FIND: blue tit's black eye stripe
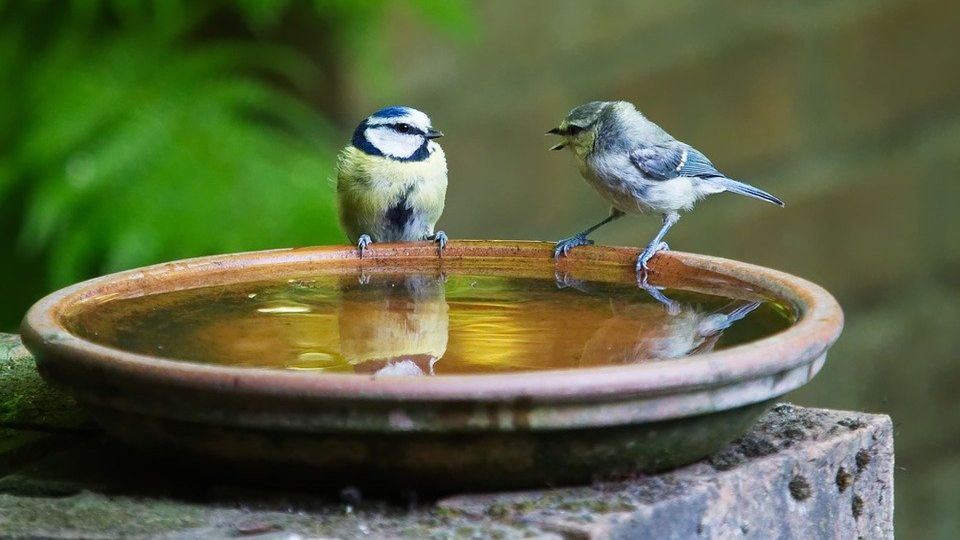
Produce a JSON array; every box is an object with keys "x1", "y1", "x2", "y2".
[
  {"x1": 567, "y1": 125, "x2": 583, "y2": 135},
  {"x1": 391, "y1": 123, "x2": 425, "y2": 136}
]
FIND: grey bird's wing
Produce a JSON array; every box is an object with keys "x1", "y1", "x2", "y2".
[{"x1": 630, "y1": 142, "x2": 723, "y2": 180}]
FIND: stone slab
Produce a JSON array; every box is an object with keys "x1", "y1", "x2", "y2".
[
  {"x1": 0, "y1": 333, "x2": 893, "y2": 539},
  {"x1": 439, "y1": 404, "x2": 893, "y2": 539}
]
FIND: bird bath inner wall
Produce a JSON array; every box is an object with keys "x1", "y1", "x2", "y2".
[{"x1": 21, "y1": 241, "x2": 843, "y2": 492}]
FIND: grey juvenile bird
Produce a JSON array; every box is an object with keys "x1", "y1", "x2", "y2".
[{"x1": 547, "y1": 101, "x2": 784, "y2": 272}]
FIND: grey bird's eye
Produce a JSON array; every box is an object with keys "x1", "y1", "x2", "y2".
[{"x1": 395, "y1": 123, "x2": 411, "y2": 133}]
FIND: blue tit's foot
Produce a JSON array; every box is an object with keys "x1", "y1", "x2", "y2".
[
  {"x1": 554, "y1": 270, "x2": 591, "y2": 293},
  {"x1": 430, "y1": 231, "x2": 448, "y2": 256},
  {"x1": 635, "y1": 241, "x2": 669, "y2": 272},
  {"x1": 357, "y1": 234, "x2": 373, "y2": 258},
  {"x1": 554, "y1": 234, "x2": 594, "y2": 258}
]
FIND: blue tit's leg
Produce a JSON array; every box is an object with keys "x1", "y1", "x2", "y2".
[
  {"x1": 428, "y1": 231, "x2": 448, "y2": 256},
  {"x1": 357, "y1": 234, "x2": 373, "y2": 259},
  {"x1": 554, "y1": 269, "x2": 591, "y2": 293},
  {"x1": 636, "y1": 212, "x2": 680, "y2": 272},
  {"x1": 554, "y1": 208, "x2": 625, "y2": 258}
]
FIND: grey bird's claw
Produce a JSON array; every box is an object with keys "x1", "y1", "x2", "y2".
[
  {"x1": 636, "y1": 241, "x2": 669, "y2": 272},
  {"x1": 554, "y1": 234, "x2": 594, "y2": 258},
  {"x1": 431, "y1": 231, "x2": 448, "y2": 257},
  {"x1": 357, "y1": 234, "x2": 372, "y2": 259}
]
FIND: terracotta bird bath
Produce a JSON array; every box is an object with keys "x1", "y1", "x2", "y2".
[{"x1": 21, "y1": 241, "x2": 842, "y2": 492}]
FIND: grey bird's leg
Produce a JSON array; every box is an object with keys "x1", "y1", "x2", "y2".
[
  {"x1": 555, "y1": 208, "x2": 625, "y2": 258},
  {"x1": 637, "y1": 279, "x2": 681, "y2": 316},
  {"x1": 357, "y1": 234, "x2": 373, "y2": 259},
  {"x1": 636, "y1": 212, "x2": 680, "y2": 272},
  {"x1": 428, "y1": 231, "x2": 448, "y2": 256}
]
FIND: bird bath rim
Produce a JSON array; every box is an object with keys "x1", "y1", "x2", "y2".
[{"x1": 21, "y1": 240, "x2": 843, "y2": 431}]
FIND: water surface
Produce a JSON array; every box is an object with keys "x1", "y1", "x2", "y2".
[{"x1": 66, "y1": 272, "x2": 795, "y2": 375}]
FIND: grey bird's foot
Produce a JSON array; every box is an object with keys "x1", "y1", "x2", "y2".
[
  {"x1": 554, "y1": 234, "x2": 594, "y2": 258},
  {"x1": 357, "y1": 234, "x2": 373, "y2": 258},
  {"x1": 636, "y1": 241, "x2": 669, "y2": 272},
  {"x1": 430, "y1": 231, "x2": 448, "y2": 256}
]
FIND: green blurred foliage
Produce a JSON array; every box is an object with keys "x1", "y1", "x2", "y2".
[{"x1": 0, "y1": 0, "x2": 472, "y2": 329}]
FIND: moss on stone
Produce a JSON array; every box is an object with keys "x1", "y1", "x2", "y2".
[
  {"x1": 0, "y1": 334, "x2": 84, "y2": 430},
  {"x1": 0, "y1": 492, "x2": 209, "y2": 537}
]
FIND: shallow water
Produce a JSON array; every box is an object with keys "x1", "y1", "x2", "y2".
[{"x1": 65, "y1": 272, "x2": 796, "y2": 375}]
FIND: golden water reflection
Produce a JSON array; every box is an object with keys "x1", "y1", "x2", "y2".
[{"x1": 66, "y1": 272, "x2": 792, "y2": 375}]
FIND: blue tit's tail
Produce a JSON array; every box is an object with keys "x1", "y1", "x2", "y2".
[{"x1": 712, "y1": 177, "x2": 785, "y2": 207}]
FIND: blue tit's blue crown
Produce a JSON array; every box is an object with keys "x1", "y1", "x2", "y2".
[{"x1": 370, "y1": 106, "x2": 414, "y2": 119}]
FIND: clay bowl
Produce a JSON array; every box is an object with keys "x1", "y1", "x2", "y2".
[{"x1": 21, "y1": 241, "x2": 842, "y2": 492}]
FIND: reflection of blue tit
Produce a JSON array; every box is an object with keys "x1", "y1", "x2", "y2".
[
  {"x1": 338, "y1": 274, "x2": 449, "y2": 377},
  {"x1": 337, "y1": 106, "x2": 448, "y2": 257},
  {"x1": 548, "y1": 101, "x2": 783, "y2": 272}
]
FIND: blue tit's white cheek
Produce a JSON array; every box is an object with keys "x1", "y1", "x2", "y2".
[{"x1": 365, "y1": 127, "x2": 424, "y2": 159}]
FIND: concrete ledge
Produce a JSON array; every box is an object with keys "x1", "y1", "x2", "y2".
[{"x1": 0, "y1": 334, "x2": 893, "y2": 539}]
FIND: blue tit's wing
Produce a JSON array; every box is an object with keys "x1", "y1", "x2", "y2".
[{"x1": 630, "y1": 142, "x2": 723, "y2": 180}]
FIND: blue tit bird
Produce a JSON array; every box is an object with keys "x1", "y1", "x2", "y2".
[
  {"x1": 547, "y1": 101, "x2": 784, "y2": 272},
  {"x1": 337, "y1": 106, "x2": 448, "y2": 257}
]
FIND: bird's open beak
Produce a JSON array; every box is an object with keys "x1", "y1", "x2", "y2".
[
  {"x1": 425, "y1": 128, "x2": 444, "y2": 139},
  {"x1": 546, "y1": 127, "x2": 565, "y2": 150}
]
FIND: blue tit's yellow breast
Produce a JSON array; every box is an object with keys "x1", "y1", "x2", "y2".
[{"x1": 336, "y1": 145, "x2": 448, "y2": 241}]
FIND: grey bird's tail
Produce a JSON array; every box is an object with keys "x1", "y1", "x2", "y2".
[
  {"x1": 698, "y1": 301, "x2": 762, "y2": 336},
  {"x1": 713, "y1": 177, "x2": 785, "y2": 207},
  {"x1": 722, "y1": 301, "x2": 763, "y2": 325}
]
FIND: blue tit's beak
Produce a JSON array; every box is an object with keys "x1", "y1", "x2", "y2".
[
  {"x1": 546, "y1": 127, "x2": 562, "y2": 135},
  {"x1": 425, "y1": 128, "x2": 444, "y2": 139}
]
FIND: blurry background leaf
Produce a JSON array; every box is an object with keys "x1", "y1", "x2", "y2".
[{"x1": 16, "y1": 32, "x2": 339, "y2": 286}]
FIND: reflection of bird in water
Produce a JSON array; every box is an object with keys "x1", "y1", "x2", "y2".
[
  {"x1": 579, "y1": 282, "x2": 760, "y2": 365},
  {"x1": 338, "y1": 274, "x2": 449, "y2": 376}
]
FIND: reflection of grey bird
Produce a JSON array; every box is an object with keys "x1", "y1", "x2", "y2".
[
  {"x1": 579, "y1": 283, "x2": 761, "y2": 365},
  {"x1": 338, "y1": 274, "x2": 449, "y2": 377},
  {"x1": 548, "y1": 101, "x2": 784, "y2": 272}
]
